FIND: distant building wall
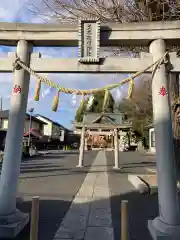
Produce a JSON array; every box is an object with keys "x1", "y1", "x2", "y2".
[
  {"x1": 149, "y1": 127, "x2": 156, "y2": 153},
  {"x1": 36, "y1": 116, "x2": 52, "y2": 136},
  {"x1": 2, "y1": 119, "x2": 43, "y2": 133}
]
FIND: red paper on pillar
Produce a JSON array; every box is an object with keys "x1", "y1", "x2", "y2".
[
  {"x1": 13, "y1": 85, "x2": 21, "y2": 94},
  {"x1": 159, "y1": 86, "x2": 167, "y2": 96}
]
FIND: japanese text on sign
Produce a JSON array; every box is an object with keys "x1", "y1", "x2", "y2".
[
  {"x1": 86, "y1": 24, "x2": 92, "y2": 57},
  {"x1": 78, "y1": 19, "x2": 100, "y2": 63}
]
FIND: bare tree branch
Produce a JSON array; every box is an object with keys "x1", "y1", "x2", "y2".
[{"x1": 27, "y1": 0, "x2": 180, "y2": 37}]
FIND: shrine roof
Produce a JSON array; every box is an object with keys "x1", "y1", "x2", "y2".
[{"x1": 83, "y1": 112, "x2": 123, "y2": 125}]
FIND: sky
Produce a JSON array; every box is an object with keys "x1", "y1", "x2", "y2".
[{"x1": 0, "y1": 0, "x2": 129, "y2": 129}]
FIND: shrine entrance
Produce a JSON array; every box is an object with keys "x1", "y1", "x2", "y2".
[
  {"x1": 0, "y1": 19, "x2": 180, "y2": 239},
  {"x1": 73, "y1": 112, "x2": 132, "y2": 167}
]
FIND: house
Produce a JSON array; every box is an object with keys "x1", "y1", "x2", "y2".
[
  {"x1": 0, "y1": 110, "x2": 47, "y2": 150},
  {"x1": 0, "y1": 110, "x2": 46, "y2": 136},
  {"x1": 35, "y1": 115, "x2": 80, "y2": 148},
  {"x1": 0, "y1": 110, "x2": 79, "y2": 150},
  {"x1": 35, "y1": 114, "x2": 67, "y2": 141}
]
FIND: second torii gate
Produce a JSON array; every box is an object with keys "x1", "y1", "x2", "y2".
[{"x1": 0, "y1": 20, "x2": 179, "y2": 239}]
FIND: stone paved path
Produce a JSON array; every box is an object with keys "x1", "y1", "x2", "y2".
[{"x1": 54, "y1": 150, "x2": 114, "y2": 240}]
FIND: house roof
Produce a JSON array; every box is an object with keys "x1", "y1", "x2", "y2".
[
  {"x1": 0, "y1": 110, "x2": 47, "y2": 125},
  {"x1": 35, "y1": 114, "x2": 68, "y2": 130},
  {"x1": 26, "y1": 114, "x2": 47, "y2": 125},
  {"x1": 83, "y1": 113, "x2": 123, "y2": 125}
]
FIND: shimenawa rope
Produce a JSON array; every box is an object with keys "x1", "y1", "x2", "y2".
[{"x1": 13, "y1": 52, "x2": 169, "y2": 111}]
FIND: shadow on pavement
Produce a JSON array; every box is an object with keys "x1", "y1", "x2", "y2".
[
  {"x1": 20, "y1": 168, "x2": 66, "y2": 174},
  {"x1": 12, "y1": 191, "x2": 158, "y2": 240},
  {"x1": 122, "y1": 161, "x2": 155, "y2": 166},
  {"x1": 20, "y1": 164, "x2": 63, "y2": 169},
  {"x1": 120, "y1": 162, "x2": 155, "y2": 169},
  {"x1": 39, "y1": 151, "x2": 79, "y2": 156},
  {"x1": 111, "y1": 191, "x2": 158, "y2": 240},
  {"x1": 19, "y1": 169, "x2": 108, "y2": 178},
  {"x1": 23, "y1": 155, "x2": 66, "y2": 161},
  {"x1": 54, "y1": 152, "x2": 79, "y2": 155},
  {"x1": 15, "y1": 198, "x2": 72, "y2": 240}
]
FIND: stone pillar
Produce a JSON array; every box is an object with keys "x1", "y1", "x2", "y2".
[
  {"x1": 113, "y1": 128, "x2": 120, "y2": 169},
  {"x1": 0, "y1": 40, "x2": 32, "y2": 238},
  {"x1": 85, "y1": 134, "x2": 88, "y2": 150},
  {"x1": 111, "y1": 135, "x2": 113, "y2": 149},
  {"x1": 148, "y1": 39, "x2": 180, "y2": 239},
  {"x1": 77, "y1": 127, "x2": 85, "y2": 167}
]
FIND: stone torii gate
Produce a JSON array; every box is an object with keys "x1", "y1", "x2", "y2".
[{"x1": 0, "y1": 20, "x2": 180, "y2": 238}]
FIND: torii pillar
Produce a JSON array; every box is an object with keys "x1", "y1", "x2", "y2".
[
  {"x1": 77, "y1": 127, "x2": 85, "y2": 167},
  {"x1": 148, "y1": 39, "x2": 180, "y2": 239},
  {"x1": 113, "y1": 128, "x2": 120, "y2": 169},
  {"x1": 0, "y1": 40, "x2": 32, "y2": 238}
]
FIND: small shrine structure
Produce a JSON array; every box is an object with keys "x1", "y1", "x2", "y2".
[{"x1": 73, "y1": 112, "x2": 132, "y2": 168}]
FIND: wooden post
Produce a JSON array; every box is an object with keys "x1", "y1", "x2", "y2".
[
  {"x1": 121, "y1": 200, "x2": 128, "y2": 240},
  {"x1": 30, "y1": 196, "x2": 40, "y2": 240}
]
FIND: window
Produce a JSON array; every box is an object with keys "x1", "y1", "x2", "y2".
[{"x1": 124, "y1": 114, "x2": 128, "y2": 120}]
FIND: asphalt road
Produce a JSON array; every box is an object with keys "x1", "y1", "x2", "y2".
[
  {"x1": 0, "y1": 150, "x2": 157, "y2": 240},
  {"x1": 106, "y1": 151, "x2": 158, "y2": 240},
  {"x1": 11, "y1": 151, "x2": 98, "y2": 240},
  {"x1": 106, "y1": 151, "x2": 156, "y2": 174}
]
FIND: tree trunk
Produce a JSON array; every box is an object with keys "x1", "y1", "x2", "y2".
[{"x1": 169, "y1": 73, "x2": 180, "y2": 176}]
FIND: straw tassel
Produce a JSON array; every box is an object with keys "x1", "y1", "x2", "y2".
[
  {"x1": 34, "y1": 80, "x2": 41, "y2": 101},
  {"x1": 102, "y1": 89, "x2": 109, "y2": 112},
  {"x1": 127, "y1": 78, "x2": 134, "y2": 99},
  {"x1": 52, "y1": 91, "x2": 60, "y2": 112},
  {"x1": 80, "y1": 94, "x2": 85, "y2": 108}
]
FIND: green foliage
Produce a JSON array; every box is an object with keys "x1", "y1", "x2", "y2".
[
  {"x1": 117, "y1": 78, "x2": 153, "y2": 137},
  {"x1": 75, "y1": 91, "x2": 115, "y2": 122},
  {"x1": 90, "y1": 91, "x2": 114, "y2": 113},
  {"x1": 75, "y1": 97, "x2": 89, "y2": 122}
]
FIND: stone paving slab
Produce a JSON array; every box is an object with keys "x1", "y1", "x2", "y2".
[
  {"x1": 53, "y1": 150, "x2": 114, "y2": 240},
  {"x1": 84, "y1": 227, "x2": 114, "y2": 240},
  {"x1": 88, "y1": 207, "x2": 112, "y2": 227},
  {"x1": 90, "y1": 199, "x2": 110, "y2": 210}
]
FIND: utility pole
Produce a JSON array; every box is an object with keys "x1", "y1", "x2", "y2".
[
  {"x1": 28, "y1": 108, "x2": 34, "y2": 147},
  {"x1": 0, "y1": 97, "x2": 2, "y2": 128},
  {"x1": 0, "y1": 97, "x2": 2, "y2": 111}
]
